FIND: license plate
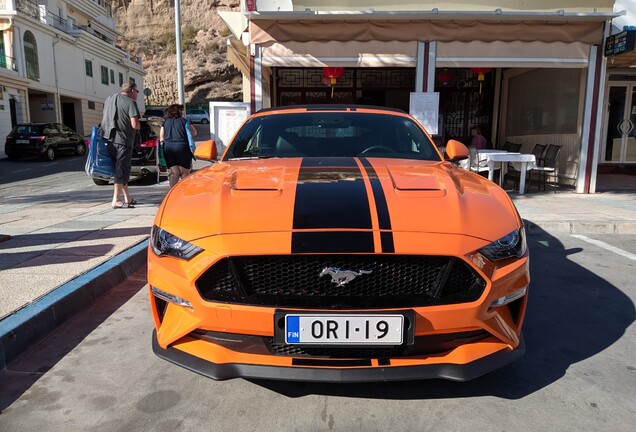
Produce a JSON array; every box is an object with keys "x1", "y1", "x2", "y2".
[
  {"x1": 16, "y1": 139, "x2": 29, "y2": 144},
  {"x1": 285, "y1": 314, "x2": 404, "y2": 345}
]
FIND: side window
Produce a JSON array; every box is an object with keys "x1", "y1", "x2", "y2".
[
  {"x1": 118, "y1": 72, "x2": 123, "y2": 86},
  {"x1": 110, "y1": 69, "x2": 115, "y2": 84},
  {"x1": 43, "y1": 125, "x2": 57, "y2": 134},
  {"x1": 85, "y1": 60, "x2": 93, "y2": 77}
]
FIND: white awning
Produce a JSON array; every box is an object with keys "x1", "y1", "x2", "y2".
[{"x1": 261, "y1": 40, "x2": 417, "y2": 67}]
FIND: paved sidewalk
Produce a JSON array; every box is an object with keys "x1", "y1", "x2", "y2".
[{"x1": 0, "y1": 171, "x2": 635, "y2": 369}]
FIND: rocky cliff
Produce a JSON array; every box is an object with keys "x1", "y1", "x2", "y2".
[{"x1": 114, "y1": 0, "x2": 243, "y2": 107}]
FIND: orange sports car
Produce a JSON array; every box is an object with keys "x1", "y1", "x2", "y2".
[{"x1": 148, "y1": 105, "x2": 529, "y2": 382}]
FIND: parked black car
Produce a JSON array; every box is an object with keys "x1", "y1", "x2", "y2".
[
  {"x1": 5, "y1": 123, "x2": 86, "y2": 161},
  {"x1": 88, "y1": 118, "x2": 166, "y2": 185}
]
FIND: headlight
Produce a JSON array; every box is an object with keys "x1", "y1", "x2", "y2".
[
  {"x1": 478, "y1": 228, "x2": 527, "y2": 261},
  {"x1": 150, "y1": 225, "x2": 203, "y2": 260}
]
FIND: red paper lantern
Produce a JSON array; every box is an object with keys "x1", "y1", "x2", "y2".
[
  {"x1": 322, "y1": 67, "x2": 345, "y2": 83},
  {"x1": 436, "y1": 69, "x2": 453, "y2": 85},
  {"x1": 470, "y1": 67, "x2": 492, "y2": 94},
  {"x1": 322, "y1": 67, "x2": 345, "y2": 97},
  {"x1": 470, "y1": 67, "x2": 492, "y2": 81}
]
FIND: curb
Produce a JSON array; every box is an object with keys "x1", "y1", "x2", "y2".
[
  {"x1": 0, "y1": 239, "x2": 149, "y2": 370},
  {"x1": 523, "y1": 219, "x2": 636, "y2": 235}
]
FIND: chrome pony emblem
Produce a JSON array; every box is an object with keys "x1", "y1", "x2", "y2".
[{"x1": 319, "y1": 267, "x2": 372, "y2": 287}]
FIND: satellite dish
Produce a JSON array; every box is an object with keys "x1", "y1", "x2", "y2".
[{"x1": 143, "y1": 88, "x2": 152, "y2": 97}]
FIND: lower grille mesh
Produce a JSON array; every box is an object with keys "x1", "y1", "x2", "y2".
[{"x1": 196, "y1": 255, "x2": 485, "y2": 309}]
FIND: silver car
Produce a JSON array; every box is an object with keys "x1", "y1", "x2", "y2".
[{"x1": 186, "y1": 108, "x2": 210, "y2": 124}]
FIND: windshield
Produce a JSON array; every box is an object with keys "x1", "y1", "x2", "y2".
[
  {"x1": 11, "y1": 124, "x2": 44, "y2": 135},
  {"x1": 224, "y1": 112, "x2": 441, "y2": 161}
]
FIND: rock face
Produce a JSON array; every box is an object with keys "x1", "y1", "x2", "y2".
[{"x1": 114, "y1": 0, "x2": 243, "y2": 107}]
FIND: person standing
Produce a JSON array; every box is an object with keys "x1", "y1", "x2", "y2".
[
  {"x1": 160, "y1": 104, "x2": 197, "y2": 187},
  {"x1": 470, "y1": 126, "x2": 488, "y2": 150},
  {"x1": 101, "y1": 80, "x2": 141, "y2": 208}
]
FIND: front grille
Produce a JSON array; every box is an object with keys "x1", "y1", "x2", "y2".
[{"x1": 195, "y1": 255, "x2": 486, "y2": 309}]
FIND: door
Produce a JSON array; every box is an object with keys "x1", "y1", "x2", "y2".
[
  {"x1": 9, "y1": 98, "x2": 17, "y2": 127},
  {"x1": 603, "y1": 82, "x2": 636, "y2": 163},
  {"x1": 62, "y1": 103, "x2": 77, "y2": 131}
]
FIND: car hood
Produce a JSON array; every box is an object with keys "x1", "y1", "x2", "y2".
[{"x1": 158, "y1": 157, "x2": 520, "y2": 243}]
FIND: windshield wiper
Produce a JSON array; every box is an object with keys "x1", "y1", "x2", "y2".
[{"x1": 227, "y1": 155, "x2": 274, "y2": 161}]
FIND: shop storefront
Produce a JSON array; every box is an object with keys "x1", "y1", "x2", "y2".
[{"x1": 222, "y1": 1, "x2": 621, "y2": 193}]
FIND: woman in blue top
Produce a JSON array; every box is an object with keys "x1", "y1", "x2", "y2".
[{"x1": 160, "y1": 104, "x2": 197, "y2": 187}]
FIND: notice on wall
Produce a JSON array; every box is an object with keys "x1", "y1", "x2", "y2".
[
  {"x1": 209, "y1": 102, "x2": 251, "y2": 156},
  {"x1": 409, "y1": 92, "x2": 439, "y2": 136}
]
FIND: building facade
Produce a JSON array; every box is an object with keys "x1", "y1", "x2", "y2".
[
  {"x1": 0, "y1": 0, "x2": 145, "y2": 155},
  {"x1": 223, "y1": 0, "x2": 633, "y2": 193}
]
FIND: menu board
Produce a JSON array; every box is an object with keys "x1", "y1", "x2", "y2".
[
  {"x1": 409, "y1": 92, "x2": 439, "y2": 135},
  {"x1": 209, "y1": 102, "x2": 251, "y2": 155}
]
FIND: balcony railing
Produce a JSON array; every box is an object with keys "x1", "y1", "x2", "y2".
[
  {"x1": 0, "y1": 55, "x2": 18, "y2": 72},
  {"x1": 11, "y1": 0, "x2": 142, "y2": 67}
]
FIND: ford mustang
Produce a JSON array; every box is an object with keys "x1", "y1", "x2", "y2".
[{"x1": 148, "y1": 105, "x2": 529, "y2": 382}]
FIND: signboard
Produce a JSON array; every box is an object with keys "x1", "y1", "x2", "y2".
[
  {"x1": 604, "y1": 30, "x2": 636, "y2": 57},
  {"x1": 409, "y1": 92, "x2": 439, "y2": 135},
  {"x1": 209, "y1": 101, "x2": 251, "y2": 156}
]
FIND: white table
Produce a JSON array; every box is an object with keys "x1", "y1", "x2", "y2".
[
  {"x1": 486, "y1": 153, "x2": 537, "y2": 194},
  {"x1": 458, "y1": 149, "x2": 509, "y2": 170}
]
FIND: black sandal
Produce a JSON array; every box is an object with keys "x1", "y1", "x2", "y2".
[{"x1": 112, "y1": 202, "x2": 135, "y2": 209}]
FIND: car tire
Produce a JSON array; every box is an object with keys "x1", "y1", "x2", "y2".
[
  {"x1": 43, "y1": 147, "x2": 56, "y2": 161},
  {"x1": 201, "y1": 118, "x2": 209, "y2": 124},
  {"x1": 92, "y1": 178, "x2": 110, "y2": 186},
  {"x1": 75, "y1": 141, "x2": 87, "y2": 156}
]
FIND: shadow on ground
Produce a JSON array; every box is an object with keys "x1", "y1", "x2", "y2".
[
  {"x1": 250, "y1": 227, "x2": 635, "y2": 399},
  {"x1": 0, "y1": 267, "x2": 148, "y2": 412}
]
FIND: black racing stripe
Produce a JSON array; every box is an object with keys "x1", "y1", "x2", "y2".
[
  {"x1": 291, "y1": 232, "x2": 375, "y2": 253},
  {"x1": 299, "y1": 157, "x2": 360, "y2": 168},
  {"x1": 293, "y1": 158, "x2": 372, "y2": 229},
  {"x1": 380, "y1": 232, "x2": 395, "y2": 253},
  {"x1": 360, "y1": 158, "x2": 395, "y2": 253},
  {"x1": 359, "y1": 158, "x2": 392, "y2": 229}
]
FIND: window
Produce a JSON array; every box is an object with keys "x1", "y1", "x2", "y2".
[
  {"x1": 23, "y1": 31, "x2": 39, "y2": 80},
  {"x1": 119, "y1": 72, "x2": 123, "y2": 86},
  {"x1": 88, "y1": 101, "x2": 95, "y2": 110},
  {"x1": 101, "y1": 66, "x2": 108, "y2": 85},
  {"x1": 85, "y1": 60, "x2": 93, "y2": 77},
  {"x1": 129, "y1": 77, "x2": 135, "y2": 85},
  {"x1": 110, "y1": 69, "x2": 114, "y2": 84},
  {"x1": 506, "y1": 69, "x2": 581, "y2": 135}
]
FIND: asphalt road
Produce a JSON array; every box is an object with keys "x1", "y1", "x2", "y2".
[
  {"x1": 1, "y1": 230, "x2": 634, "y2": 432},
  {"x1": 0, "y1": 123, "x2": 212, "y2": 186}
]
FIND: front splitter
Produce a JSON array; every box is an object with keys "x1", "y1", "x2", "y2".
[{"x1": 151, "y1": 330, "x2": 525, "y2": 383}]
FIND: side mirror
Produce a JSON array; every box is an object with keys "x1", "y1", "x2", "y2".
[
  {"x1": 444, "y1": 139, "x2": 469, "y2": 161},
  {"x1": 193, "y1": 140, "x2": 218, "y2": 160}
]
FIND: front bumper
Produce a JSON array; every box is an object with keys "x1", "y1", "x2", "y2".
[{"x1": 152, "y1": 330, "x2": 525, "y2": 382}]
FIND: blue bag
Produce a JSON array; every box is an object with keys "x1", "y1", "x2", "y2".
[
  {"x1": 185, "y1": 119, "x2": 196, "y2": 157},
  {"x1": 85, "y1": 126, "x2": 114, "y2": 180}
]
